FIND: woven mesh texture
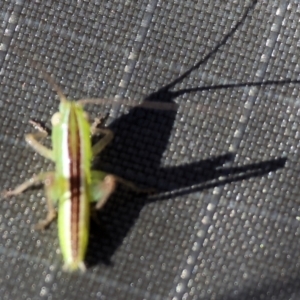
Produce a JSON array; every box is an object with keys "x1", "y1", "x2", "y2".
[{"x1": 1, "y1": 1, "x2": 300, "y2": 299}]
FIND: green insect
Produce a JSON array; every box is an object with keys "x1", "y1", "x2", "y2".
[{"x1": 2, "y1": 66, "x2": 173, "y2": 271}]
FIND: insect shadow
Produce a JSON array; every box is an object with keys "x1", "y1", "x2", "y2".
[{"x1": 85, "y1": 0, "x2": 287, "y2": 267}]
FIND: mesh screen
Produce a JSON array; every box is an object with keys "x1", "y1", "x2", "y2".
[{"x1": 1, "y1": 1, "x2": 300, "y2": 299}]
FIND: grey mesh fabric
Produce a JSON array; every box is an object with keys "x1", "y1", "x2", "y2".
[{"x1": 0, "y1": 1, "x2": 300, "y2": 299}]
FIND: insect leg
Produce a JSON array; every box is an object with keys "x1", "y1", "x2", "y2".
[
  {"x1": 25, "y1": 131, "x2": 54, "y2": 161},
  {"x1": 91, "y1": 128, "x2": 114, "y2": 156},
  {"x1": 2, "y1": 172, "x2": 57, "y2": 230},
  {"x1": 90, "y1": 171, "x2": 154, "y2": 210},
  {"x1": 90, "y1": 114, "x2": 109, "y2": 136},
  {"x1": 29, "y1": 120, "x2": 49, "y2": 135},
  {"x1": 25, "y1": 120, "x2": 54, "y2": 160},
  {"x1": 34, "y1": 172, "x2": 58, "y2": 230},
  {"x1": 90, "y1": 171, "x2": 116, "y2": 210},
  {"x1": 111, "y1": 175, "x2": 155, "y2": 194},
  {"x1": 2, "y1": 171, "x2": 54, "y2": 198}
]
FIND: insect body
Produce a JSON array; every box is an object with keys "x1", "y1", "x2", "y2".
[{"x1": 2, "y1": 70, "x2": 154, "y2": 271}]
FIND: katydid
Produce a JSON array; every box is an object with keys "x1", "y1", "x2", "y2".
[{"x1": 2, "y1": 67, "x2": 175, "y2": 272}]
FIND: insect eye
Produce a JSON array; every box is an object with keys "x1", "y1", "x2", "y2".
[{"x1": 51, "y1": 112, "x2": 61, "y2": 126}]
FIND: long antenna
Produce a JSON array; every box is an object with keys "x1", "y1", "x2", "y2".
[
  {"x1": 78, "y1": 98, "x2": 178, "y2": 111},
  {"x1": 28, "y1": 59, "x2": 67, "y2": 103},
  {"x1": 13, "y1": 50, "x2": 178, "y2": 111},
  {"x1": 38, "y1": 69, "x2": 67, "y2": 103}
]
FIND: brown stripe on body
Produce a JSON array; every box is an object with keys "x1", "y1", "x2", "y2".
[{"x1": 68, "y1": 107, "x2": 81, "y2": 261}]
